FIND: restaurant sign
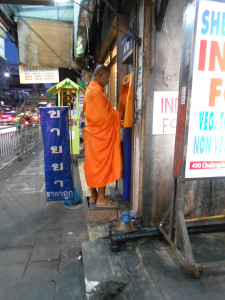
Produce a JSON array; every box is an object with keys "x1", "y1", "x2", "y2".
[
  {"x1": 185, "y1": 0, "x2": 225, "y2": 178},
  {"x1": 153, "y1": 91, "x2": 178, "y2": 135},
  {"x1": 19, "y1": 65, "x2": 59, "y2": 84}
]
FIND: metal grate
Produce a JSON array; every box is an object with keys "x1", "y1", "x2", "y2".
[{"x1": 0, "y1": 124, "x2": 41, "y2": 170}]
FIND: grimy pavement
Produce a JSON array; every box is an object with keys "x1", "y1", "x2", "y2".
[
  {"x1": 1, "y1": 143, "x2": 225, "y2": 300},
  {"x1": 0, "y1": 144, "x2": 88, "y2": 300}
]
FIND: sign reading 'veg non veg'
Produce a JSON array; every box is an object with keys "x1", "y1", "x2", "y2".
[{"x1": 185, "y1": 0, "x2": 225, "y2": 178}]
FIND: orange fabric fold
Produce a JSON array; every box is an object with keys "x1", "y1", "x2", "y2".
[{"x1": 83, "y1": 81, "x2": 122, "y2": 188}]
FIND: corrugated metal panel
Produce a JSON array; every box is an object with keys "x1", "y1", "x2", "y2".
[
  {"x1": 0, "y1": 1, "x2": 52, "y2": 5},
  {"x1": 15, "y1": 5, "x2": 74, "y2": 22},
  {"x1": 17, "y1": 18, "x2": 76, "y2": 68}
]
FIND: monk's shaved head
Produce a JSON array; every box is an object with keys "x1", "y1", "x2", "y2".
[
  {"x1": 93, "y1": 64, "x2": 110, "y2": 76},
  {"x1": 93, "y1": 64, "x2": 110, "y2": 87}
]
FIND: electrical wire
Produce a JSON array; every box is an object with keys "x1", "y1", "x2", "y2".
[
  {"x1": 163, "y1": 18, "x2": 170, "y2": 87},
  {"x1": 73, "y1": 0, "x2": 133, "y2": 40},
  {"x1": 86, "y1": 22, "x2": 90, "y2": 54},
  {"x1": 105, "y1": 5, "x2": 111, "y2": 61},
  {"x1": 102, "y1": 0, "x2": 139, "y2": 41},
  {"x1": 0, "y1": 20, "x2": 15, "y2": 43}
]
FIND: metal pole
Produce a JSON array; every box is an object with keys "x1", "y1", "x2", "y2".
[
  {"x1": 131, "y1": 0, "x2": 138, "y2": 205},
  {"x1": 69, "y1": 106, "x2": 76, "y2": 206},
  {"x1": 169, "y1": 177, "x2": 177, "y2": 240},
  {"x1": 174, "y1": 178, "x2": 185, "y2": 248},
  {"x1": 58, "y1": 90, "x2": 60, "y2": 107}
]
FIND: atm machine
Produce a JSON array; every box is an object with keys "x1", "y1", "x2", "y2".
[{"x1": 118, "y1": 73, "x2": 133, "y2": 201}]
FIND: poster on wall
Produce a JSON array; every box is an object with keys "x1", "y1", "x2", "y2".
[
  {"x1": 153, "y1": 91, "x2": 178, "y2": 135},
  {"x1": 185, "y1": 0, "x2": 225, "y2": 178},
  {"x1": 40, "y1": 107, "x2": 73, "y2": 202}
]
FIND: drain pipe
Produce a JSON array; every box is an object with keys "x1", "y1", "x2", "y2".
[
  {"x1": 111, "y1": 227, "x2": 160, "y2": 252},
  {"x1": 110, "y1": 223, "x2": 225, "y2": 252},
  {"x1": 187, "y1": 223, "x2": 225, "y2": 234}
]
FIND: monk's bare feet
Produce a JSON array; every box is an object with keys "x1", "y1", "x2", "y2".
[
  {"x1": 89, "y1": 188, "x2": 97, "y2": 204},
  {"x1": 89, "y1": 197, "x2": 96, "y2": 204},
  {"x1": 96, "y1": 197, "x2": 118, "y2": 208}
]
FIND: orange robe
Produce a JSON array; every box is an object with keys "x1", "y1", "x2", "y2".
[{"x1": 83, "y1": 81, "x2": 122, "y2": 188}]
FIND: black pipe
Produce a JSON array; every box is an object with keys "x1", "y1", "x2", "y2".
[
  {"x1": 187, "y1": 223, "x2": 225, "y2": 234},
  {"x1": 110, "y1": 223, "x2": 225, "y2": 252},
  {"x1": 111, "y1": 228, "x2": 160, "y2": 252}
]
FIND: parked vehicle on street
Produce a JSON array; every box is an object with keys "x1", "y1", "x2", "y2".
[
  {"x1": 18, "y1": 114, "x2": 33, "y2": 126},
  {"x1": 32, "y1": 113, "x2": 40, "y2": 122},
  {"x1": 0, "y1": 112, "x2": 18, "y2": 125}
]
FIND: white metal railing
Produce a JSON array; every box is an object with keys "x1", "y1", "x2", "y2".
[{"x1": 0, "y1": 124, "x2": 41, "y2": 170}]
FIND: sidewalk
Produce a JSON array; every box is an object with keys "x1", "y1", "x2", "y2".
[
  {"x1": 0, "y1": 144, "x2": 88, "y2": 300},
  {"x1": 82, "y1": 232, "x2": 225, "y2": 300},
  {"x1": 1, "y1": 144, "x2": 225, "y2": 300}
]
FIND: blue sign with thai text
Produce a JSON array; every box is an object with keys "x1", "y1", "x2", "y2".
[
  {"x1": 121, "y1": 26, "x2": 133, "y2": 64},
  {"x1": 40, "y1": 107, "x2": 73, "y2": 201}
]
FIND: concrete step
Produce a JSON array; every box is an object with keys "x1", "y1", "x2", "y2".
[
  {"x1": 84, "y1": 199, "x2": 119, "y2": 223},
  {"x1": 82, "y1": 238, "x2": 164, "y2": 300},
  {"x1": 78, "y1": 158, "x2": 120, "y2": 223}
]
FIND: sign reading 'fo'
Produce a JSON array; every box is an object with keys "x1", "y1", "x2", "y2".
[
  {"x1": 153, "y1": 91, "x2": 178, "y2": 135},
  {"x1": 185, "y1": 0, "x2": 225, "y2": 178},
  {"x1": 19, "y1": 65, "x2": 59, "y2": 84}
]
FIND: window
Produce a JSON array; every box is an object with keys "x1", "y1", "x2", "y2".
[{"x1": 103, "y1": 44, "x2": 117, "y2": 107}]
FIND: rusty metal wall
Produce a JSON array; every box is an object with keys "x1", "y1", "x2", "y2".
[{"x1": 140, "y1": 0, "x2": 225, "y2": 226}]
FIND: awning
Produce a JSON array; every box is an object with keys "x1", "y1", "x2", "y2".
[{"x1": 47, "y1": 77, "x2": 85, "y2": 95}]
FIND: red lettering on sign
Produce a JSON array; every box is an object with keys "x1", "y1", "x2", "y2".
[
  {"x1": 198, "y1": 40, "x2": 207, "y2": 71},
  {"x1": 161, "y1": 98, "x2": 178, "y2": 114},
  {"x1": 209, "y1": 41, "x2": 225, "y2": 71},
  {"x1": 209, "y1": 77, "x2": 223, "y2": 106},
  {"x1": 163, "y1": 118, "x2": 169, "y2": 134}
]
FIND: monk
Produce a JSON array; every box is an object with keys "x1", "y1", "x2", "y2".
[{"x1": 83, "y1": 64, "x2": 124, "y2": 207}]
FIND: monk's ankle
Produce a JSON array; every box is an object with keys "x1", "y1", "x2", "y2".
[
  {"x1": 89, "y1": 197, "x2": 96, "y2": 204},
  {"x1": 90, "y1": 188, "x2": 98, "y2": 200},
  {"x1": 97, "y1": 196, "x2": 106, "y2": 203}
]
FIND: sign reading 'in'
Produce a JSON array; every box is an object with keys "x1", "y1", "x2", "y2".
[{"x1": 153, "y1": 91, "x2": 178, "y2": 135}]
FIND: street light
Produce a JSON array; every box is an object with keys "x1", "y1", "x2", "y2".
[{"x1": 4, "y1": 72, "x2": 10, "y2": 77}]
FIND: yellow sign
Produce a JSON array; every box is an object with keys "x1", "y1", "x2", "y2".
[{"x1": 19, "y1": 65, "x2": 59, "y2": 84}]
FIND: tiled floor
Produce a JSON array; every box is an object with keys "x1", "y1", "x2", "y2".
[{"x1": 0, "y1": 145, "x2": 88, "y2": 300}]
